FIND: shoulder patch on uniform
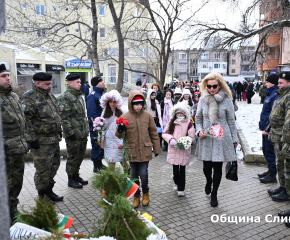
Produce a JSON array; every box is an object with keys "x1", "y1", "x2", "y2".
[
  {"x1": 22, "y1": 104, "x2": 27, "y2": 111},
  {"x1": 59, "y1": 105, "x2": 64, "y2": 112}
]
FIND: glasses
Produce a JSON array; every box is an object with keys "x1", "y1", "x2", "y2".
[
  {"x1": 207, "y1": 84, "x2": 219, "y2": 89},
  {"x1": 0, "y1": 73, "x2": 10, "y2": 78}
]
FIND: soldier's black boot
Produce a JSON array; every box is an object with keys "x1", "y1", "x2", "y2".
[
  {"x1": 272, "y1": 187, "x2": 290, "y2": 202},
  {"x1": 100, "y1": 161, "x2": 107, "y2": 170},
  {"x1": 258, "y1": 169, "x2": 270, "y2": 178},
  {"x1": 278, "y1": 209, "x2": 290, "y2": 217},
  {"x1": 74, "y1": 173, "x2": 88, "y2": 185},
  {"x1": 285, "y1": 220, "x2": 290, "y2": 228},
  {"x1": 38, "y1": 188, "x2": 55, "y2": 204},
  {"x1": 259, "y1": 170, "x2": 277, "y2": 183},
  {"x1": 68, "y1": 177, "x2": 83, "y2": 189},
  {"x1": 93, "y1": 161, "x2": 101, "y2": 173},
  {"x1": 49, "y1": 183, "x2": 63, "y2": 202},
  {"x1": 268, "y1": 186, "x2": 284, "y2": 196}
]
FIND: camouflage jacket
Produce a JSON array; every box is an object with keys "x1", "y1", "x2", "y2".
[
  {"x1": 259, "y1": 85, "x2": 267, "y2": 98},
  {"x1": 20, "y1": 84, "x2": 62, "y2": 144},
  {"x1": 269, "y1": 86, "x2": 290, "y2": 143},
  {"x1": 0, "y1": 86, "x2": 29, "y2": 154},
  {"x1": 57, "y1": 86, "x2": 89, "y2": 139}
]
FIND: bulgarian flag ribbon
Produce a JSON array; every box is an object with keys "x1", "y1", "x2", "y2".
[{"x1": 57, "y1": 213, "x2": 73, "y2": 230}]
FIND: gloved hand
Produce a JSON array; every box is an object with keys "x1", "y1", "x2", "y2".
[
  {"x1": 155, "y1": 154, "x2": 159, "y2": 157},
  {"x1": 59, "y1": 132, "x2": 62, "y2": 138},
  {"x1": 67, "y1": 134, "x2": 77, "y2": 140},
  {"x1": 30, "y1": 140, "x2": 40, "y2": 149},
  {"x1": 117, "y1": 124, "x2": 126, "y2": 133},
  {"x1": 170, "y1": 139, "x2": 177, "y2": 146}
]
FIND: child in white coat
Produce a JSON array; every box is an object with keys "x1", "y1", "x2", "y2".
[{"x1": 162, "y1": 103, "x2": 195, "y2": 196}]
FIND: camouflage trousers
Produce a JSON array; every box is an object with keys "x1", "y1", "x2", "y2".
[
  {"x1": 280, "y1": 143, "x2": 290, "y2": 195},
  {"x1": 274, "y1": 142, "x2": 285, "y2": 187},
  {"x1": 31, "y1": 144, "x2": 60, "y2": 190},
  {"x1": 66, "y1": 138, "x2": 87, "y2": 178},
  {"x1": 5, "y1": 154, "x2": 25, "y2": 213}
]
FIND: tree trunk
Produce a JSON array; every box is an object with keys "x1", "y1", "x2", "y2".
[{"x1": 91, "y1": 0, "x2": 101, "y2": 76}]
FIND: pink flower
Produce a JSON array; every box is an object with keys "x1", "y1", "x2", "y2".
[
  {"x1": 99, "y1": 122, "x2": 103, "y2": 126},
  {"x1": 96, "y1": 127, "x2": 101, "y2": 130}
]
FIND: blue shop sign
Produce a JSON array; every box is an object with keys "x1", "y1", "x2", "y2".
[
  {"x1": 66, "y1": 58, "x2": 92, "y2": 68},
  {"x1": 270, "y1": 69, "x2": 279, "y2": 74}
]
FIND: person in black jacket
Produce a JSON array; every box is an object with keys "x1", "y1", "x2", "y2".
[
  {"x1": 242, "y1": 82, "x2": 248, "y2": 101},
  {"x1": 236, "y1": 81, "x2": 243, "y2": 101},
  {"x1": 151, "y1": 83, "x2": 164, "y2": 103},
  {"x1": 136, "y1": 79, "x2": 142, "y2": 90},
  {"x1": 246, "y1": 82, "x2": 255, "y2": 104}
]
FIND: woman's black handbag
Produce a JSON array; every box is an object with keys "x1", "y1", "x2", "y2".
[{"x1": 226, "y1": 161, "x2": 238, "y2": 181}]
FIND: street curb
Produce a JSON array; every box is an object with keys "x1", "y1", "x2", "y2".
[
  {"x1": 24, "y1": 149, "x2": 92, "y2": 162},
  {"x1": 237, "y1": 125, "x2": 266, "y2": 164}
]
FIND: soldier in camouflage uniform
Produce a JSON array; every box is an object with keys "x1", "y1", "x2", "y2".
[
  {"x1": 259, "y1": 83, "x2": 267, "y2": 104},
  {"x1": 267, "y1": 72, "x2": 290, "y2": 205},
  {"x1": 57, "y1": 73, "x2": 89, "y2": 189},
  {"x1": 21, "y1": 72, "x2": 63, "y2": 203},
  {"x1": 0, "y1": 64, "x2": 29, "y2": 223}
]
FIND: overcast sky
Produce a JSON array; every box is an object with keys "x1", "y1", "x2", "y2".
[{"x1": 170, "y1": 0, "x2": 259, "y2": 49}]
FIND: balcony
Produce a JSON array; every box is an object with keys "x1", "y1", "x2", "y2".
[
  {"x1": 179, "y1": 69, "x2": 187, "y2": 73},
  {"x1": 267, "y1": 33, "x2": 281, "y2": 47},
  {"x1": 179, "y1": 59, "x2": 187, "y2": 63},
  {"x1": 258, "y1": 59, "x2": 279, "y2": 71}
]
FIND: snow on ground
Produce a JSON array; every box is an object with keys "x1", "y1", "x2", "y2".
[{"x1": 235, "y1": 94, "x2": 263, "y2": 156}]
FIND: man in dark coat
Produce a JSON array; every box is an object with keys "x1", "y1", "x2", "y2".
[
  {"x1": 236, "y1": 81, "x2": 243, "y2": 101},
  {"x1": 82, "y1": 81, "x2": 90, "y2": 102},
  {"x1": 258, "y1": 74, "x2": 279, "y2": 184},
  {"x1": 86, "y1": 76, "x2": 105, "y2": 173}
]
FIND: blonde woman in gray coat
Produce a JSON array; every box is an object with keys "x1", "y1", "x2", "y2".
[{"x1": 195, "y1": 73, "x2": 239, "y2": 207}]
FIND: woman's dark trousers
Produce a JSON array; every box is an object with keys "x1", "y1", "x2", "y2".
[
  {"x1": 203, "y1": 161, "x2": 223, "y2": 195},
  {"x1": 173, "y1": 165, "x2": 186, "y2": 191}
]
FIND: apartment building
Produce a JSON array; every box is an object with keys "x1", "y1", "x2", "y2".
[{"x1": 1, "y1": 0, "x2": 156, "y2": 92}]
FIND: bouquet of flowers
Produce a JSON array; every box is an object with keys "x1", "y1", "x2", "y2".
[
  {"x1": 140, "y1": 88, "x2": 147, "y2": 99},
  {"x1": 203, "y1": 124, "x2": 224, "y2": 139},
  {"x1": 116, "y1": 117, "x2": 132, "y2": 164},
  {"x1": 93, "y1": 117, "x2": 106, "y2": 145},
  {"x1": 176, "y1": 136, "x2": 192, "y2": 150}
]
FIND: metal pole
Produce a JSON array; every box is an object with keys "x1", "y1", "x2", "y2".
[{"x1": 172, "y1": 48, "x2": 174, "y2": 86}]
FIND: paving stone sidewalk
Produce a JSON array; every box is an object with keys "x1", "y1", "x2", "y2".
[{"x1": 20, "y1": 146, "x2": 290, "y2": 240}]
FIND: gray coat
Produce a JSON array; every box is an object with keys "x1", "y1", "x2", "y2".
[{"x1": 195, "y1": 90, "x2": 239, "y2": 162}]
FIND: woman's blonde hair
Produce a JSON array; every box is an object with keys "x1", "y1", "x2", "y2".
[{"x1": 200, "y1": 73, "x2": 232, "y2": 99}]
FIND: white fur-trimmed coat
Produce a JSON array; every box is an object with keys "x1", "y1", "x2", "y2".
[{"x1": 195, "y1": 89, "x2": 239, "y2": 162}]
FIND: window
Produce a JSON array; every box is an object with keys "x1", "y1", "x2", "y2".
[
  {"x1": 125, "y1": 48, "x2": 129, "y2": 57},
  {"x1": 135, "y1": 28, "x2": 139, "y2": 38},
  {"x1": 190, "y1": 59, "x2": 196, "y2": 64},
  {"x1": 136, "y1": 7, "x2": 139, "y2": 17},
  {"x1": 65, "y1": 7, "x2": 68, "y2": 12},
  {"x1": 54, "y1": 29, "x2": 58, "y2": 34},
  {"x1": 242, "y1": 55, "x2": 249, "y2": 62},
  {"x1": 108, "y1": 65, "x2": 116, "y2": 83},
  {"x1": 53, "y1": 7, "x2": 57, "y2": 12},
  {"x1": 87, "y1": 28, "x2": 91, "y2": 32},
  {"x1": 112, "y1": 25, "x2": 116, "y2": 31},
  {"x1": 108, "y1": 48, "x2": 118, "y2": 56},
  {"x1": 201, "y1": 53, "x2": 208, "y2": 59},
  {"x1": 232, "y1": 59, "x2": 236, "y2": 64},
  {"x1": 179, "y1": 53, "x2": 187, "y2": 59},
  {"x1": 23, "y1": 27, "x2": 28, "y2": 32},
  {"x1": 66, "y1": 29, "x2": 69, "y2": 33},
  {"x1": 74, "y1": 7, "x2": 78, "y2": 11},
  {"x1": 37, "y1": 29, "x2": 46, "y2": 38},
  {"x1": 99, "y1": 6, "x2": 105, "y2": 16},
  {"x1": 35, "y1": 5, "x2": 45, "y2": 16},
  {"x1": 22, "y1": 3, "x2": 26, "y2": 9},
  {"x1": 99, "y1": 28, "x2": 105, "y2": 38},
  {"x1": 214, "y1": 64, "x2": 220, "y2": 68},
  {"x1": 202, "y1": 64, "x2": 208, "y2": 68},
  {"x1": 75, "y1": 29, "x2": 79, "y2": 33},
  {"x1": 232, "y1": 50, "x2": 236, "y2": 56},
  {"x1": 223, "y1": 64, "x2": 226, "y2": 69},
  {"x1": 215, "y1": 53, "x2": 220, "y2": 59},
  {"x1": 241, "y1": 65, "x2": 249, "y2": 71},
  {"x1": 179, "y1": 64, "x2": 187, "y2": 69},
  {"x1": 231, "y1": 69, "x2": 236, "y2": 73},
  {"x1": 87, "y1": 6, "x2": 90, "y2": 10},
  {"x1": 124, "y1": 66, "x2": 128, "y2": 82}
]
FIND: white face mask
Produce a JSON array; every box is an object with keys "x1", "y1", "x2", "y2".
[{"x1": 176, "y1": 116, "x2": 185, "y2": 122}]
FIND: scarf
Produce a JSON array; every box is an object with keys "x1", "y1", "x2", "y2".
[
  {"x1": 163, "y1": 98, "x2": 173, "y2": 126},
  {"x1": 202, "y1": 88, "x2": 228, "y2": 125},
  {"x1": 176, "y1": 116, "x2": 185, "y2": 122}
]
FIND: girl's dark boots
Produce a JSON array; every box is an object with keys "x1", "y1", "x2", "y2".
[{"x1": 162, "y1": 141, "x2": 168, "y2": 151}]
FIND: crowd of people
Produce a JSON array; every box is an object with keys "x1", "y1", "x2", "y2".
[{"x1": 2, "y1": 60, "x2": 290, "y2": 229}]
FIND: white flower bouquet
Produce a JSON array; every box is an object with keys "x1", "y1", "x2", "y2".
[{"x1": 176, "y1": 136, "x2": 192, "y2": 150}]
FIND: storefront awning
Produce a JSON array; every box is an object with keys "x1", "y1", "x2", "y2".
[{"x1": 17, "y1": 68, "x2": 43, "y2": 75}]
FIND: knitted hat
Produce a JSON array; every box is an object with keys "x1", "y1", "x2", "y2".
[
  {"x1": 266, "y1": 74, "x2": 278, "y2": 85},
  {"x1": 170, "y1": 103, "x2": 190, "y2": 120},
  {"x1": 132, "y1": 95, "x2": 144, "y2": 105},
  {"x1": 0, "y1": 64, "x2": 8, "y2": 73},
  {"x1": 279, "y1": 72, "x2": 290, "y2": 81},
  {"x1": 33, "y1": 72, "x2": 52, "y2": 81},
  {"x1": 182, "y1": 89, "x2": 192, "y2": 99},
  {"x1": 66, "y1": 73, "x2": 81, "y2": 81},
  {"x1": 100, "y1": 90, "x2": 123, "y2": 109},
  {"x1": 174, "y1": 88, "x2": 182, "y2": 95},
  {"x1": 91, "y1": 76, "x2": 103, "y2": 86}
]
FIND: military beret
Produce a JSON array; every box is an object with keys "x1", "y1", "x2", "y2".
[
  {"x1": 0, "y1": 64, "x2": 8, "y2": 73},
  {"x1": 91, "y1": 76, "x2": 103, "y2": 86},
  {"x1": 66, "y1": 73, "x2": 81, "y2": 81},
  {"x1": 33, "y1": 72, "x2": 52, "y2": 81},
  {"x1": 279, "y1": 72, "x2": 290, "y2": 81}
]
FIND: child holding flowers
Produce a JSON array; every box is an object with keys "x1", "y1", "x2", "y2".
[
  {"x1": 162, "y1": 103, "x2": 195, "y2": 197},
  {"x1": 99, "y1": 90, "x2": 129, "y2": 171}
]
